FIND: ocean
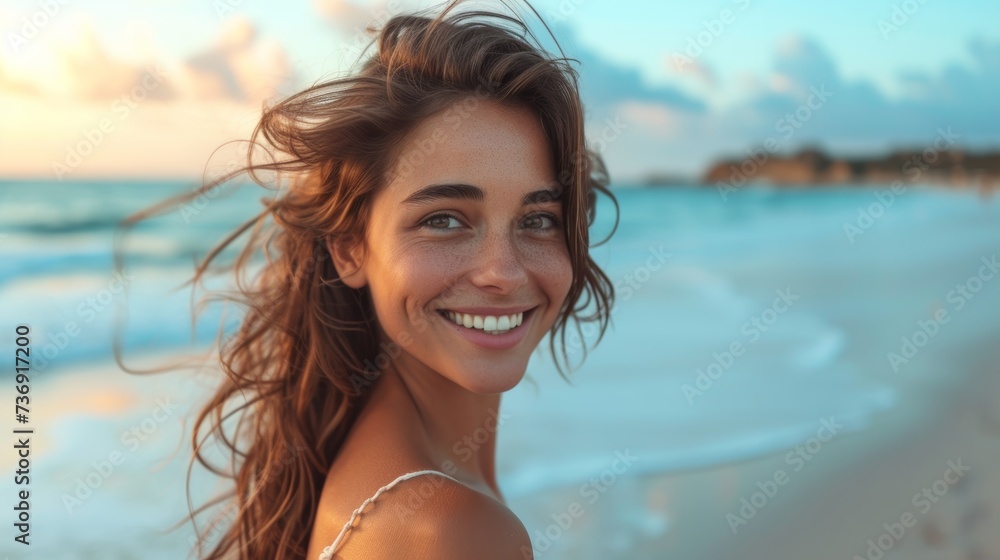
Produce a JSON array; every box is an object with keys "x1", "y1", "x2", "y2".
[{"x1": 1, "y1": 179, "x2": 998, "y2": 558}]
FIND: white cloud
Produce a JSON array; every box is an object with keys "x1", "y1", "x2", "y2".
[
  {"x1": 0, "y1": 14, "x2": 297, "y2": 179},
  {"x1": 616, "y1": 100, "x2": 678, "y2": 139},
  {"x1": 178, "y1": 17, "x2": 296, "y2": 103},
  {"x1": 0, "y1": 15, "x2": 295, "y2": 103},
  {"x1": 314, "y1": 0, "x2": 378, "y2": 33},
  {"x1": 664, "y1": 53, "x2": 717, "y2": 89},
  {"x1": 595, "y1": 35, "x2": 1000, "y2": 181}
]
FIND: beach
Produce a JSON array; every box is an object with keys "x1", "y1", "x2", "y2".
[{"x1": 1, "y1": 181, "x2": 998, "y2": 558}]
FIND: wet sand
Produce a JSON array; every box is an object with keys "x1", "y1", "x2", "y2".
[{"x1": 508, "y1": 337, "x2": 1000, "y2": 560}]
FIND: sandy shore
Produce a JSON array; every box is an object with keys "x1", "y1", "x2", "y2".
[
  {"x1": 507, "y1": 335, "x2": 1000, "y2": 560},
  {"x1": 6, "y1": 338, "x2": 998, "y2": 559}
]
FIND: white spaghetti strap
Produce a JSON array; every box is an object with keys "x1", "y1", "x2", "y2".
[{"x1": 318, "y1": 469, "x2": 463, "y2": 560}]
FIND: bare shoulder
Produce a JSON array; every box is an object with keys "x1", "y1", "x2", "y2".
[{"x1": 337, "y1": 472, "x2": 533, "y2": 560}]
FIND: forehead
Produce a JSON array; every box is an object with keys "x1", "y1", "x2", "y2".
[{"x1": 383, "y1": 99, "x2": 556, "y2": 201}]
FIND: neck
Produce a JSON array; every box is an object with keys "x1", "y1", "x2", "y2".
[{"x1": 370, "y1": 351, "x2": 504, "y2": 497}]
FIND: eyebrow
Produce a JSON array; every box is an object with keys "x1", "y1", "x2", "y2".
[{"x1": 400, "y1": 183, "x2": 562, "y2": 207}]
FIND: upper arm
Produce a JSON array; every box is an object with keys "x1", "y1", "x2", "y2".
[{"x1": 336, "y1": 476, "x2": 533, "y2": 560}]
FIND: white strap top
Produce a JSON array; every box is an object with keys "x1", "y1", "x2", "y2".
[{"x1": 318, "y1": 469, "x2": 463, "y2": 560}]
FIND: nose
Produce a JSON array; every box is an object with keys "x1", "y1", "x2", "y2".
[{"x1": 469, "y1": 229, "x2": 529, "y2": 295}]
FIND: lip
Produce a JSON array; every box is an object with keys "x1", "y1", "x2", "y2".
[{"x1": 436, "y1": 306, "x2": 537, "y2": 350}]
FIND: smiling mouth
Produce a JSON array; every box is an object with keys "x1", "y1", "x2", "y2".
[{"x1": 436, "y1": 307, "x2": 537, "y2": 335}]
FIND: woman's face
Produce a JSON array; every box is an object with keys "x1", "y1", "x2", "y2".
[{"x1": 334, "y1": 99, "x2": 573, "y2": 394}]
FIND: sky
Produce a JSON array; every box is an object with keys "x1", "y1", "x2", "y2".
[{"x1": 0, "y1": 0, "x2": 997, "y2": 182}]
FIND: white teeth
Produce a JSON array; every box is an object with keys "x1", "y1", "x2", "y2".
[{"x1": 442, "y1": 310, "x2": 527, "y2": 334}]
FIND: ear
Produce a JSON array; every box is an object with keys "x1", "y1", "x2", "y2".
[{"x1": 325, "y1": 234, "x2": 368, "y2": 289}]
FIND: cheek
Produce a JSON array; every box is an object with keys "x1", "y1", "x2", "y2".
[
  {"x1": 377, "y1": 243, "x2": 463, "y2": 314},
  {"x1": 525, "y1": 241, "x2": 574, "y2": 301}
]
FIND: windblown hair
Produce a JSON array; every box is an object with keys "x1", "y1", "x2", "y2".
[{"x1": 115, "y1": 0, "x2": 618, "y2": 558}]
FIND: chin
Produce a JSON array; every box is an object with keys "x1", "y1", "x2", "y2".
[{"x1": 449, "y1": 364, "x2": 528, "y2": 395}]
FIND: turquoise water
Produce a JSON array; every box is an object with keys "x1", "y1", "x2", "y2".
[
  {"x1": 1, "y1": 180, "x2": 999, "y2": 557},
  {"x1": 504, "y1": 184, "x2": 1000, "y2": 494}
]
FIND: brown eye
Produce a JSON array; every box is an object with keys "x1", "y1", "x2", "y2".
[
  {"x1": 522, "y1": 213, "x2": 559, "y2": 230},
  {"x1": 422, "y1": 213, "x2": 461, "y2": 230}
]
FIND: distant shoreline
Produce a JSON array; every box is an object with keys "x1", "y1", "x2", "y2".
[{"x1": 641, "y1": 147, "x2": 1000, "y2": 192}]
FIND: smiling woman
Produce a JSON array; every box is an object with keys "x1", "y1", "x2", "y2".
[
  {"x1": 114, "y1": 1, "x2": 617, "y2": 559},
  {"x1": 330, "y1": 100, "x2": 574, "y2": 396}
]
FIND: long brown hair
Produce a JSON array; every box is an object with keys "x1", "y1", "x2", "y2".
[{"x1": 114, "y1": 1, "x2": 618, "y2": 558}]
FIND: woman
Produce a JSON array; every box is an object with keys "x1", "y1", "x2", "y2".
[{"x1": 117, "y1": 0, "x2": 617, "y2": 558}]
